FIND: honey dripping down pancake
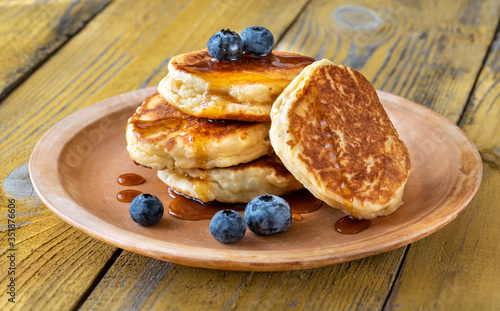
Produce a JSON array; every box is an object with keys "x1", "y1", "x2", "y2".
[
  {"x1": 157, "y1": 154, "x2": 303, "y2": 203},
  {"x1": 158, "y1": 49, "x2": 315, "y2": 122},
  {"x1": 270, "y1": 59, "x2": 411, "y2": 220},
  {"x1": 126, "y1": 92, "x2": 272, "y2": 170}
]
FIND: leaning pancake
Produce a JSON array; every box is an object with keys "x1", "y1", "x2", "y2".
[
  {"x1": 270, "y1": 59, "x2": 411, "y2": 219},
  {"x1": 158, "y1": 49, "x2": 315, "y2": 122},
  {"x1": 127, "y1": 92, "x2": 271, "y2": 170},
  {"x1": 157, "y1": 154, "x2": 303, "y2": 203}
]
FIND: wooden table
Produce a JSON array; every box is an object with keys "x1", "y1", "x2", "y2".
[{"x1": 1, "y1": 0, "x2": 499, "y2": 309}]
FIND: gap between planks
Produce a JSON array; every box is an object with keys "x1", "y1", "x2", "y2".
[
  {"x1": 73, "y1": 248, "x2": 123, "y2": 311},
  {"x1": 456, "y1": 17, "x2": 500, "y2": 127},
  {"x1": 380, "y1": 245, "x2": 411, "y2": 310},
  {"x1": 382, "y1": 13, "x2": 500, "y2": 311}
]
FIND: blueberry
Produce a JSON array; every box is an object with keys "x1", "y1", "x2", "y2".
[
  {"x1": 129, "y1": 194, "x2": 164, "y2": 226},
  {"x1": 207, "y1": 29, "x2": 243, "y2": 61},
  {"x1": 244, "y1": 195, "x2": 292, "y2": 236},
  {"x1": 241, "y1": 26, "x2": 274, "y2": 56},
  {"x1": 209, "y1": 210, "x2": 246, "y2": 243}
]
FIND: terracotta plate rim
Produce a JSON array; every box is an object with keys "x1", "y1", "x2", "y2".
[{"x1": 29, "y1": 88, "x2": 483, "y2": 271}]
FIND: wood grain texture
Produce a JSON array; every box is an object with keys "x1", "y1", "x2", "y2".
[
  {"x1": 0, "y1": 221, "x2": 117, "y2": 310},
  {"x1": 0, "y1": 0, "x2": 110, "y2": 99},
  {"x1": 459, "y1": 31, "x2": 500, "y2": 168},
  {"x1": 76, "y1": 0, "x2": 496, "y2": 308},
  {"x1": 275, "y1": 0, "x2": 500, "y2": 309},
  {"x1": 80, "y1": 248, "x2": 405, "y2": 311},
  {"x1": 385, "y1": 29, "x2": 500, "y2": 310},
  {"x1": 0, "y1": 0, "x2": 498, "y2": 309},
  {"x1": 385, "y1": 165, "x2": 500, "y2": 310},
  {"x1": 277, "y1": 0, "x2": 500, "y2": 123}
]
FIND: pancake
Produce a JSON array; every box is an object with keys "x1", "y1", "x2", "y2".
[
  {"x1": 157, "y1": 154, "x2": 303, "y2": 203},
  {"x1": 158, "y1": 49, "x2": 315, "y2": 122},
  {"x1": 270, "y1": 59, "x2": 411, "y2": 219},
  {"x1": 127, "y1": 92, "x2": 271, "y2": 170}
]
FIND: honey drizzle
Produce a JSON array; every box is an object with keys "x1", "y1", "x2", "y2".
[
  {"x1": 292, "y1": 213, "x2": 303, "y2": 221},
  {"x1": 117, "y1": 173, "x2": 145, "y2": 203},
  {"x1": 117, "y1": 173, "x2": 145, "y2": 186},
  {"x1": 117, "y1": 190, "x2": 142, "y2": 203},
  {"x1": 281, "y1": 188, "x2": 323, "y2": 213},
  {"x1": 175, "y1": 52, "x2": 315, "y2": 89},
  {"x1": 334, "y1": 216, "x2": 371, "y2": 234},
  {"x1": 179, "y1": 52, "x2": 315, "y2": 73},
  {"x1": 167, "y1": 187, "x2": 322, "y2": 221},
  {"x1": 167, "y1": 187, "x2": 245, "y2": 220}
]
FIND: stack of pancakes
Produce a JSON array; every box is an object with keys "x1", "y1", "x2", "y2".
[
  {"x1": 127, "y1": 50, "x2": 411, "y2": 219},
  {"x1": 126, "y1": 49, "x2": 315, "y2": 203}
]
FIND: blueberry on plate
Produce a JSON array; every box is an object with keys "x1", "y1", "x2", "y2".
[
  {"x1": 207, "y1": 29, "x2": 243, "y2": 61},
  {"x1": 244, "y1": 194, "x2": 292, "y2": 236},
  {"x1": 209, "y1": 210, "x2": 246, "y2": 244},
  {"x1": 241, "y1": 26, "x2": 274, "y2": 56},
  {"x1": 129, "y1": 194, "x2": 164, "y2": 226}
]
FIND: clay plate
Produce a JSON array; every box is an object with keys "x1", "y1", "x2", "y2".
[{"x1": 29, "y1": 87, "x2": 482, "y2": 271}]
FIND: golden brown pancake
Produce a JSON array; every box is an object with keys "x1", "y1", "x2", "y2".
[
  {"x1": 158, "y1": 49, "x2": 315, "y2": 122},
  {"x1": 270, "y1": 59, "x2": 411, "y2": 219},
  {"x1": 126, "y1": 92, "x2": 271, "y2": 170},
  {"x1": 157, "y1": 154, "x2": 303, "y2": 203}
]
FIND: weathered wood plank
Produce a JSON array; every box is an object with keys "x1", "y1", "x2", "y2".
[
  {"x1": 71, "y1": 0, "x2": 498, "y2": 309},
  {"x1": 460, "y1": 32, "x2": 500, "y2": 168},
  {"x1": 0, "y1": 2, "x2": 116, "y2": 309},
  {"x1": 80, "y1": 248, "x2": 405, "y2": 310},
  {"x1": 385, "y1": 29, "x2": 500, "y2": 310},
  {"x1": 385, "y1": 165, "x2": 500, "y2": 310},
  {"x1": 0, "y1": 0, "x2": 110, "y2": 100},
  {"x1": 278, "y1": 0, "x2": 500, "y2": 123},
  {"x1": 1, "y1": 0, "x2": 498, "y2": 309}
]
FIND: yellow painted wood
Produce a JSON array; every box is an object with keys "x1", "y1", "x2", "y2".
[
  {"x1": 386, "y1": 166, "x2": 500, "y2": 309},
  {"x1": 0, "y1": 157, "x2": 117, "y2": 308},
  {"x1": 386, "y1": 32, "x2": 500, "y2": 310},
  {"x1": 460, "y1": 37, "x2": 500, "y2": 168},
  {"x1": 80, "y1": 248, "x2": 406, "y2": 310},
  {"x1": 0, "y1": 0, "x2": 498, "y2": 309},
  {"x1": 0, "y1": 0, "x2": 110, "y2": 98},
  {"x1": 80, "y1": 0, "x2": 497, "y2": 309},
  {"x1": 0, "y1": 220, "x2": 117, "y2": 310},
  {"x1": 277, "y1": 0, "x2": 500, "y2": 123}
]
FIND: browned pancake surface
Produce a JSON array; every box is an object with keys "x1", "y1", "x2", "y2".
[
  {"x1": 270, "y1": 59, "x2": 411, "y2": 218},
  {"x1": 130, "y1": 92, "x2": 261, "y2": 145},
  {"x1": 127, "y1": 92, "x2": 271, "y2": 169},
  {"x1": 287, "y1": 65, "x2": 410, "y2": 206}
]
